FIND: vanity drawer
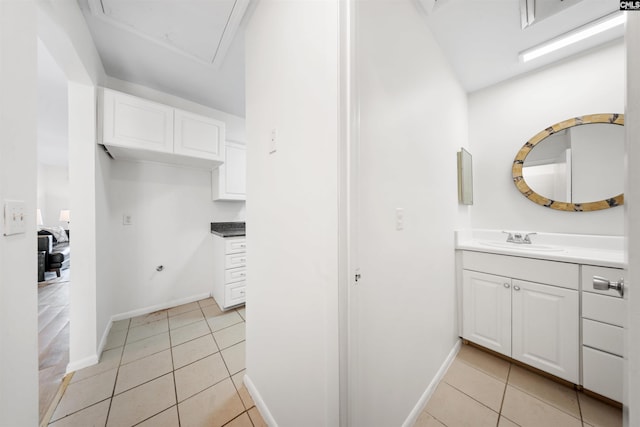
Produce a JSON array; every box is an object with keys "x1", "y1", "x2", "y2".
[
  {"x1": 462, "y1": 251, "x2": 578, "y2": 290},
  {"x1": 582, "y1": 292, "x2": 626, "y2": 327},
  {"x1": 225, "y1": 253, "x2": 247, "y2": 269},
  {"x1": 225, "y1": 281, "x2": 246, "y2": 307},
  {"x1": 225, "y1": 266, "x2": 247, "y2": 284},
  {"x1": 583, "y1": 346, "x2": 623, "y2": 402},
  {"x1": 225, "y1": 238, "x2": 246, "y2": 254},
  {"x1": 582, "y1": 318, "x2": 624, "y2": 356},
  {"x1": 581, "y1": 265, "x2": 625, "y2": 298}
]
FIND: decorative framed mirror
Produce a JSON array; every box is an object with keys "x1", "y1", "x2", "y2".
[{"x1": 512, "y1": 113, "x2": 624, "y2": 212}]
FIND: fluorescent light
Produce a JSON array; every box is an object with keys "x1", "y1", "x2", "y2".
[{"x1": 520, "y1": 12, "x2": 626, "y2": 63}]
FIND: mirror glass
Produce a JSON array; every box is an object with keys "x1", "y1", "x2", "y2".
[{"x1": 512, "y1": 114, "x2": 624, "y2": 211}]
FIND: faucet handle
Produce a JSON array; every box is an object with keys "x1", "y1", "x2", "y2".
[
  {"x1": 524, "y1": 232, "x2": 537, "y2": 243},
  {"x1": 502, "y1": 231, "x2": 515, "y2": 242}
]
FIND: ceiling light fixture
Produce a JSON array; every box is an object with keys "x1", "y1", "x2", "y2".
[{"x1": 519, "y1": 12, "x2": 626, "y2": 63}]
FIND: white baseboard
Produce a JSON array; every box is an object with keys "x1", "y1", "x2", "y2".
[
  {"x1": 67, "y1": 354, "x2": 99, "y2": 373},
  {"x1": 244, "y1": 373, "x2": 278, "y2": 427},
  {"x1": 401, "y1": 339, "x2": 461, "y2": 427},
  {"x1": 110, "y1": 292, "x2": 212, "y2": 322}
]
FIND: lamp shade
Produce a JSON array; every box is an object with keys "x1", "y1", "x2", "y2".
[
  {"x1": 59, "y1": 210, "x2": 70, "y2": 222},
  {"x1": 36, "y1": 209, "x2": 43, "y2": 226}
]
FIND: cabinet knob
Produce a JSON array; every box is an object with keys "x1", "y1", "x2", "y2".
[
  {"x1": 513, "y1": 285, "x2": 521, "y2": 291},
  {"x1": 504, "y1": 283, "x2": 510, "y2": 288},
  {"x1": 593, "y1": 276, "x2": 624, "y2": 297}
]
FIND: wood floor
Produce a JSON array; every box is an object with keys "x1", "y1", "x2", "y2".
[{"x1": 38, "y1": 268, "x2": 70, "y2": 423}]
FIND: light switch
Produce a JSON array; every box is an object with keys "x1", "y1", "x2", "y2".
[
  {"x1": 395, "y1": 208, "x2": 404, "y2": 231},
  {"x1": 4, "y1": 200, "x2": 26, "y2": 236},
  {"x1": 123, "y1": 214, "x2": 133, "y2": 225}
]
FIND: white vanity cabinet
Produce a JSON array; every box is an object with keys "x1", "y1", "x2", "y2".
[
  {"x1": 100, "y1": 88, "x2": 225, "y2": 169},
  {"x1": 212, "y1": 235, "x2": 246, "y2": 309},
  {"x1": 212, "y1": 141, "x2": 246, "y2": 201},
  {"x1": 580, "y1": 265, "x2": 626, "y2": 402},
  {"x1": 461, "y1": 251, "x2": 579, "y2": 383}
]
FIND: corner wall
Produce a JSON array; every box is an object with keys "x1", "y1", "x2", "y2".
[
  {"x1": 469, "y1": 42, "x2": 625, "y2": 235},
  {"x1": 351, "y1": 1, "x2": 470, "y2": 425},
  {"x1": 244, "y1": 1, "x2": 341, "y2": 425}
]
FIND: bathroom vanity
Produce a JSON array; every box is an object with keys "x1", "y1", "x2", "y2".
[{"x1": 456, "y1": 230, "x2": 625, "y2": 402}]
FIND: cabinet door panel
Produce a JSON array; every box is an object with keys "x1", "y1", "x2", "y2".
[
  {"x1": 103, "y1": 89, "x2": 174, "y2": 152},
  {"x1": 512, "y1": 280, "x2": 578, "y2": 383},
  {"x1": 462, "y1": 270, "x2": 511, "y2": 356},
  {"x1": 225, "y1": 143, "x2": 247, "y2": 195},
  {"x1": 174, "y1": 110, "x2": 225, "y2": 160}
]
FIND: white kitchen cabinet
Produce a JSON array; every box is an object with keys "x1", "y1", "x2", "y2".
[
  {"x1": 102, "y1": 88, "x2": 174, "y2": 153},
  {"x1": 99, "y1": 88, "x2": 225, "y2": 169},
  {"x1": 212, "y1": 141, "x2": 246, "y2": 201},
  {"x1": 212, "y1": 235, "x2": 246, "y2": 309},
  {"x1": 461, "y1": 252, "x2": 579, "y2": 383},
  {"x1": 174, "y1": 109, "x2": 225, "y2": 160}
]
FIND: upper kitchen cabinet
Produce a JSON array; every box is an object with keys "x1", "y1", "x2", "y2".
[
  {"x1": 212, "y1": 141, "x2": 246, "y2": 201},
  {"x1": 99, "y1": 88, "x2": 225, "y2": 169}
]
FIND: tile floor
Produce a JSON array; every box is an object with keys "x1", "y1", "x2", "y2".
[
  {"x1": 47, "y1": 298, "x2": 265, "y2": 427},
  {"x1": 414, "y1": 343, "x2": 623, "y2": 427}
]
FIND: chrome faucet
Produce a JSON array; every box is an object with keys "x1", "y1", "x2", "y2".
[{"x1": 502, "y1": 231, "x2": 537, "y2": 244}]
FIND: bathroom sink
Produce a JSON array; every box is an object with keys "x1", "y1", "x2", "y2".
[{"x1": 478, "y1": 241, "x2": 565, "y2": 252}]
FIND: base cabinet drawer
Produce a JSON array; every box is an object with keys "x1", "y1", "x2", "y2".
[
  {"x1": 226, "y1": 253, "x2": 247, "y2": 269},
  {"x1": 225, "y1": 267, "x2": 247, "y2": 284},
  {"x1": 225, "y1": 238, "x2": 246, "y2": 254},
  {"x1": 583, "y1": 346, "x2": 623, "y2": 402},
  {"x1": 582, "y1": 292, "x2": 626, "y2": 327},
  {"x1": 225, "y1": 281, "x2": 246, "y2": 307},
  {"x1": 582, "y1": 319, "x2": 624, "y2": 356}
]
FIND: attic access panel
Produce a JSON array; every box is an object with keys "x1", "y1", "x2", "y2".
[
  {"x1": 521, "y1": 0, "x2": 585, "y2": 29},
  {"x1": 91, "y1": 0, "x2": 248, "y2": 67}
]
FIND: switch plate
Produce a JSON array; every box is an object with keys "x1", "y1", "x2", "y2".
[
  {"x1": 123, "y1": 214, "x2": 133, "y2": 226},
  {"x1": 4, "y1": 200, "x2": 26, "y2": 236},
  {"x1": 395, "y1": 208, "x2": 404, "y2": 231},
  {"x1": 269, "y1": 128, "x2": 277, "y2": 154}
]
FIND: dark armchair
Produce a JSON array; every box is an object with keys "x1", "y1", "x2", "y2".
[{"x1": 37, "y1": 234, "x2": 70, "y2": 279}]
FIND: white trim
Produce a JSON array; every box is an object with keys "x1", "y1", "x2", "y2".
[
  {"x1": 66, "y1": 354, "x2": 99, "y2": 373},
  {"x1": 244, "y1": 374, "x2": 278, "y2": 427},
  {"x1": 110, "y1": 292, "x2": 211, "y2": 322},
  {"x1": 401, "y1": 339, "x2": 462, "y2": 427}
]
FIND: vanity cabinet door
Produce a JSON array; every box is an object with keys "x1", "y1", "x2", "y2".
[
  {"x1": 511, "y1": 280, "x2": 579, "y2": 383},
  {"x1": 462, "y1": 270, "x2": 512, "y2": 357}
]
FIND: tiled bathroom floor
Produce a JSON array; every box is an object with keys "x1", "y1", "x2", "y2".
[
  {"x1": 47, "y1": 298, "x2": 265, "y2": 427},
  {"x1": 414, "y1": 343, "x2": 622, "y2": 427}
]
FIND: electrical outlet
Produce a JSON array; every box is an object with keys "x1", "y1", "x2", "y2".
[
  {"x1": 395, "y1": 208, "x2": 404, "y2": 231},
  {"x1": 123, "y1": 214, "x2": 133, "y2": 226},
  {"x1": 269, "y1": 128, "x2": 277, "y2": 154}
]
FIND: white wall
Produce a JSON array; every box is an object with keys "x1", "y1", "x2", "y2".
[
  {"x1": 351, "y1": 1, "x2": 469, "y2": 425},
  {"x1": 38, "y1": 163, "x2": 71, "y2": 228},
  {"x1": 469, "y1": 41, "x2": 625, "y2": 235},
  {"x1": 0, "y1": 1, "x2": 39, "y2": 424},
  {"x1": 103, "y1": 158, "x2": 245, "y2": 318},
  {"x1": 245, "y1": 1, "x2": 341, "y2": 425}
]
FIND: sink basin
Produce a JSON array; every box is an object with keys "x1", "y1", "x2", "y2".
[{"x1": 478, "y1": 241, "x2": 565, "y2": 252}]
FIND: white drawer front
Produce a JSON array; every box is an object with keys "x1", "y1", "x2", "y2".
[
  {"x1": 583, "y1": 346, "x2": 623, "y2": 402},
  {"x1": 581, "y1": 265, "x2": 625, "y2": 298},
  {"x1": 582, "y1": 292, "x2": 626, "y2": 327},
  {"x1": 225, "y1": 253, "x2": 247, "y2": 269},
  {"x1": 225, "y1": 238, "x2": 247, "y2": 254},
  {"x1": 462, "y1": 251, "x2": 578, "y2": 290},
  {"x1": 224, "y1": 281, "x2": 246, "y2": 307},
  {"x1": 225, "y1": 267, "x2": 247, "y2": 284},
  {"x1": 582, "y1": 319, "x2": 624, "y2": 357}
]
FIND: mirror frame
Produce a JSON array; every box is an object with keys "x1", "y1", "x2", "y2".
[{"x1": 512, "y1": 113, "x2": 624, "y2": 212}]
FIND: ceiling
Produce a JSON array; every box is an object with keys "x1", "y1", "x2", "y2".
[
  {"x1": 76, "y1": 0, "x2": 250, "y2": 117},
  {"x1": 420, "y1": 0, "x2": 623, "y2": 93}
]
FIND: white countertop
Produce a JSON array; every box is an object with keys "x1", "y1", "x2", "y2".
[{"x1": 455, "y1": 229, "x2": 625, "y2": 268}]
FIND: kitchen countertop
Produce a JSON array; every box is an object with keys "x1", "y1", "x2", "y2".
[
  {"x1": 210, "y1": 222, "x2": 246, "y2": 237},
  {"x1": 455, "y1": 229, "x2": 624, "y2": 268}
]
